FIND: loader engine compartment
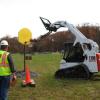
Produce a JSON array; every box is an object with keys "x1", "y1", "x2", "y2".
[{"x1": 63, "y1": 42, "x2": 85, "y2": 62}]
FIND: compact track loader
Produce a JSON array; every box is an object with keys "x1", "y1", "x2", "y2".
[{"x1": 40, "y1": 17, "x2": 100, "y2": 79}]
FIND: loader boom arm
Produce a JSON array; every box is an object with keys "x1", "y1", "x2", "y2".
[
  {"x1": 40, "y1": 17, "x2": 99, "y2": 49},
  {"x1": 40, "y1": 17, "x2": 89, "y2": 44},
  {"x1": 53, "y1": 21, "x2": 89, "y2": 44}
]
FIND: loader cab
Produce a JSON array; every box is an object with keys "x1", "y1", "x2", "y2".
[{"x1": 63, "y1": 42, "x2": 85, "y2": 62}]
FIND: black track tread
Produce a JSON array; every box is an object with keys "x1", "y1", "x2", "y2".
[{"x1": 55, "y1": 64, "x2": 92, "y2": 79}]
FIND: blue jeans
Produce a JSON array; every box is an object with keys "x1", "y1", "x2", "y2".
[{"x1": 0, "y1": 76, "x2": 10, "y2": 100}]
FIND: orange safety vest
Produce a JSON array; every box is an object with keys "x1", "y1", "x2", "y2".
[{"x1": 0, "y1": 50, "x2": 11, "y2": 76}]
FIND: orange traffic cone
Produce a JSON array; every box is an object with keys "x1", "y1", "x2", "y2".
[
  {"x1": 22, "y1": 65, "x2": 35, "y2": 87},
  {"x1": 25, "y1": 65, "x2": 31, "y2": 84}
]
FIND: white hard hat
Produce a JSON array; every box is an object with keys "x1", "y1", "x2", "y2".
[{"x1": 0, "y1": 40, "x2": 8, "y2": 46}]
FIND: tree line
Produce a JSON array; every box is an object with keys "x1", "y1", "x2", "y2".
[{"x1": 0, "y1": 24, "x2": 100, "y2": 53}]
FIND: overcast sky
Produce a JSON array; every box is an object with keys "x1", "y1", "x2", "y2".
[{"x1": 0, "y1": 0, "x2": 100, "y2": 39}]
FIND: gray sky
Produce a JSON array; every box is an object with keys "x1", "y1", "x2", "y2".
[{"x1": 0, "y1": 0, "x2": 100, "y2": 39}]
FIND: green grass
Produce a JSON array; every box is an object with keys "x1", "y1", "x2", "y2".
[{"x1": 8, "y1": 53, "x2": 100, "y2": 100}]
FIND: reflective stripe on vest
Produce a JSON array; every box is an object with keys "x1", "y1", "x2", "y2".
[
  {"x1": 0, "y1": 50, "x2": 11, "y2": 76},
  {"x1": 0, "y1": 63, "x2": 9, "y2": 67}
]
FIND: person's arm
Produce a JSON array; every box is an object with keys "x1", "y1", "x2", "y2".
[
  {"x1": 7, "y1": 53, "x2": 17, "y2": 81},
  {"x1": 7, "y1": 53, "x2": 16, "y2": 73}
]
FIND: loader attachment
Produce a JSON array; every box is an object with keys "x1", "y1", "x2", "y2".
[{"x1": 40, "y1": 17, "x2": 58, "y2": 32}]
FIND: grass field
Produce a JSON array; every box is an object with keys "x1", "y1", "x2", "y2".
[{"x1": 8, "y1": 53, "x2": 100, "y2": 100}]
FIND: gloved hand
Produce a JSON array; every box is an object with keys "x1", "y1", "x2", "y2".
[
  {"x1": 10, "y1": 73, "x2": 17, "y2": 86},
  {"x1": 12, "y1": 73, "x2": 17, "y2": 80}
]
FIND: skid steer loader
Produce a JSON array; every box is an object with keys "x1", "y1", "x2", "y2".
[{"x1": 40, "y1": 17, "x2": 100, "y2": 79}]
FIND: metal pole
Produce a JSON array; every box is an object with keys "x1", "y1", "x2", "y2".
[{"x1": 24, "y1": 44, "x2": 26, "y2": 71}]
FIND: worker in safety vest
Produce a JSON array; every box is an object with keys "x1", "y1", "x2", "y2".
[{"x1": 0, "y1": 40, "x2": 16, "y2": 100}]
